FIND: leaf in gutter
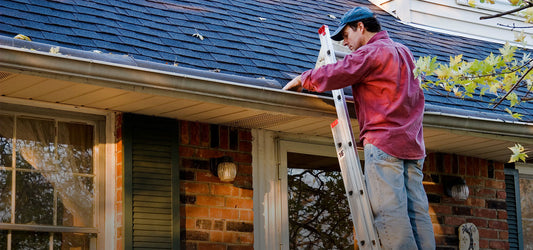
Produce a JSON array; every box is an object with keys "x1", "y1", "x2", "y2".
[{"x1": 49, "y1": 46, "x2": 60, "y2": 54}]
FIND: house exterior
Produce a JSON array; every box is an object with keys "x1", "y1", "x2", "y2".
[{"x1": 0, "y1": 0, "x2": 532, "y2": 249}]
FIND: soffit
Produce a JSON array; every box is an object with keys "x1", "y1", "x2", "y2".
[{"x1": 1, "y1": 70, "x2": 531, "y2": 163}]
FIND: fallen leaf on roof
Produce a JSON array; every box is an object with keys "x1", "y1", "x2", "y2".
[{"x1": 192, "y1": 30, "x2": 204, "y2": 40}]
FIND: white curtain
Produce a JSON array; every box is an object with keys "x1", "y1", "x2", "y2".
[{"x1": 0, "y1": 116, "x2": 94, "y2": 227}]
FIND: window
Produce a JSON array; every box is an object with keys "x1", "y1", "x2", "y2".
[
  {"x1": 252, "y1": 131, "x2": 359, "y2": 250},
  {"x1": 0, "y1": 109, "x2": 102, "y2": 249},
  {"x1": 286, "y1": 152, "x2": 354, "y2": 248}
]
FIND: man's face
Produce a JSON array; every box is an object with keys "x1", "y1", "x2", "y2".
[{"x1": 342, "y1": 23, "x2": 364, "y2": 52}]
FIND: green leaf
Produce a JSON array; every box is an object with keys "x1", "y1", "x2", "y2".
[
  {"x1": 508, "y1": 144, "x2": 528, "y2": 163},
  {"x1": 505, "y1": 108, "x2": 524, "y2": 119}
]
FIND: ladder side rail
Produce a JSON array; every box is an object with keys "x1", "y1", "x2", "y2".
[{"x1": 317, "y1": 25, "x2": 381, "y2": 250}]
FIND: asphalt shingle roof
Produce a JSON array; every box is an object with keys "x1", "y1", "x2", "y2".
[{"x1": 1, "y1": 0, "x2": 532, "y2": 121}]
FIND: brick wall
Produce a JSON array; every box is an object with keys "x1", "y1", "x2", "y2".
[
  {"x1": 115, "y1": 113, "x2": 124, "y2": 250},
  {"x1": 424, "y1": 153, "x2": 509, "y2": 249},
  {"x1": 179, "y1": 121, "x2": 254, "y2": 250}
]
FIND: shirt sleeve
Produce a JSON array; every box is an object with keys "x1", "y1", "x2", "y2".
[{"x1": 300, "y1": 48, "x2": 376, "y2": 93}]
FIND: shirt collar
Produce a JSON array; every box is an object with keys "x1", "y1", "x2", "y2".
[{"x1": 366, "y1": 30, "x2": 389, "y2": 45}]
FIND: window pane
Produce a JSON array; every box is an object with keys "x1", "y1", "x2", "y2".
[
  {"x1": 12, "y1": 231, "x2": 50, "y2": 250},
  {"x1": 287, "y1": 153, "x2": 354, "y2": 249},
  {"x1": 15, "y1": 117, "x2": 55, "y2": 170},
  {"x1": 57, "y1": 176, "x2": 94, "y2": 227},
  {"x1": 53, "y1": 232, "x2": 92, "y2": 250},
  {"x1": 0, "y1": 230, "x2": 6, "y2": 249},
  {"x1": 0, "y1": 170, "x2": 12, "y2": 223},
  {"x1": 57, "y1": 122, "x2": 93, "y2": 174},
  {"x1": 0, "y1": 115, "x2": 13, "y2": 167},
  {"x1": 15, "y1": 171, "x2": 54, "y2": 225}
]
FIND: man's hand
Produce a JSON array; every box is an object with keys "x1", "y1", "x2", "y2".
[{"x1": 283, "y1": 75, "x2": 303, "y2": 92}]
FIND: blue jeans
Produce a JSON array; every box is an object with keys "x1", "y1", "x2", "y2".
[{"x1": 364, "y1": 144, "x2": 435, "y2": 249}]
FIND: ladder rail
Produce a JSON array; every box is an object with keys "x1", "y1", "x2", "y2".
[{"x1": 316, "y1": 25, "x2": 381, "y2": 250}]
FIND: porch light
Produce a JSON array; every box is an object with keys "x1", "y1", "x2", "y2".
[
  {"x1": 443, "y1": 176, "x2": 469, "y2": 201},
  {"x1": 210, "y1": 156, "x2": 237, "y2": 182}
]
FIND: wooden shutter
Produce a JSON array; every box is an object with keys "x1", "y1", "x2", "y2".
[
  {"x1": 505, "y1": 168, "x2": 523, "y2": 250},
  {"x1": 124, "y1": 114, "x2": 180, "y2": 249}
]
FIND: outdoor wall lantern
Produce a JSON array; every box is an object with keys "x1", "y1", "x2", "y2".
[
  {"x1": 210, "y1": 156, "x2": 237, "y2": 182},
  {"x1": 443, "y1": 175, "x2": 469, "y2": 201}
]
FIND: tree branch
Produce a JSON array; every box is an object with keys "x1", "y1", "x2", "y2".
[
  {"x1": 480, "y1": 1, "x2": 533, "y2": 20},
  {"x1": 493, "y1": 63, "x2": 533, "y2": 108}
]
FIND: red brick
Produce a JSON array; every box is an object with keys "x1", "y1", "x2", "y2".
[
  {"x1": 496, "y1": 190, "x2": 506, "y2": 199},
  {"x1": 494, "y1": 171, "x2": 505, "y2": 180},
  {"x1": 239, "y1": 140, "x2": 252, "y2": 152},
  {"x1": 429, "y1": 204, "x2": 452, "y2": 215},
  {"x1": 239, "y1": 130, "x2": 252, "y2": 141},
  {"x1": 197, "y1": 148, "x2": 223, "y2": 159},
  {"x1": 185, "y1": 218, "x2": 196, "y2": 229},
  {"x1": 210, "y1": 208, "x2": 239, "y2": 220},
  {"x1": 476, "y1": 188, "x2": 496, "y2": 198},
  {"x1": 499, "y1": 230, "x2": 508, "y2": 240},
  {"x1": 498, "y1": 210, "x2": 507, "y2": 220},
  {"x1": 444, "y1": 216, "x2": 466, "y2": 226},
  {"x1": 485, "y1": 180, "x2": 505, "y2": 189},
  {"x1": 228, "y1": 245, "x2": 254, "y2": 250},
  {"x1": 474, "y1": 208, "x2": 497, "y2": 219},
  {"x1": 488, "y1": 220, "x2": 508, "y2": 230},
  {"x1": 478, "y1": 228, "x2": 498, "y2": 239},
  {"x1": 210, "y1": 231, "x2": 225, "y2": 243},
  {"x1": 226, "y1": 197, "x2": 253, "y2": 209},
  {"x1": 180, "y1": 121, "x2": 189, "y2": 144},
  {"x1": 241, "y1": 189, "x2": 253, "y2": 198},
  {"x1": 212, "y1": 184, "x2": 240, "y2": 196},
  {"x1": 465, "y1": 177, "x2": 484, "y2": 187},
  {"x1": 489, "y1": 240, "x2": 509, "y2": 249},
  {"x1": 220, "y1": 126, "x2": 229, "y2": 149},
  {"x1": 479, "y1": 239, "x2": 489, "y2": 248},
  {"x1": 240, "y1": 210, "x2": 254, "y2": 221},
  {"x1": 190, "y1": 122, "x2": 200, "y2": 146},
  {"x1": 182, "y1": 182, "x2": 210, "y2": 194},
  {"x1": 197, "y1": 171, "x2": 220, "y2": 182},
  {"x1": 466, "y1": 197, "x2": 485, "y2": 208},
  {"x1": 466, "y1": 218, "x2": 488, "y2": 227},
  {"x1": 184, "y1": 206, "x2": 210, "y2": 218},
  {"x1": 198, "y1": 242, "x2": 225, "y2": 250},
  {"x1": 200, "y1": 123, "x2": 210, "y2": 147},
  {"x1": 196, "y1": 195, "x2": 225, "y2": 207},
  {"x1": 423, "y1": 183, "x2": 442, "y2": 194},
  {"x1": 179, "y1": 146, "x2": 195, "y2": 157}
]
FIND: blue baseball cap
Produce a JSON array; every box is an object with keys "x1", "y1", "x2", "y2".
[{"x1": 330, "y1": 7, "x2": 374, "y2": 41}]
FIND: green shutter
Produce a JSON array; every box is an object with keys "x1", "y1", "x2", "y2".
[
  {"x1": 505, "y1": 168, "x2": 523, "y2": 250},
  {"x1": 124, "y1": 114, "x2": 180, "y2": 249}
]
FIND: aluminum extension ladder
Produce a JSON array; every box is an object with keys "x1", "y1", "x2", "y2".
[{"x1": 315, "y1": 25, "x2": 381, "y2": 250}]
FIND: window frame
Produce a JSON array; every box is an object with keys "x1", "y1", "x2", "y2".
[
  {"x1": 253, "y1": 130, "x2": 360, "y2": 250},
  {"x1": 0, "y1": 104, "x2": 106, "y2": 249}
]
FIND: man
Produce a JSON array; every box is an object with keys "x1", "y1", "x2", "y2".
[{"x1": 283, "y1": 6, "x2": 436, "y2": 250}]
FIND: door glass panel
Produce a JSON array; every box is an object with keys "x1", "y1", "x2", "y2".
[{"x1": 287, "y1": 152, "x2": 355, "y2": 249}]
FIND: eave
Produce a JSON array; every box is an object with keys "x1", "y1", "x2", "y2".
[{"x1": 1, "y1": 44, "x2": 532, "y2": 163}]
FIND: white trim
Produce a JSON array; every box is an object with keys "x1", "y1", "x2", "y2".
[
  {"x1": 104, "y1": 112, "x2": 117, "y2": 250},
  {"x1": 253, "y1": 130, "x2": 346, "y2": 249},
  {"x1": 516, "y1": 162, "x2": 533, "y2": 176}
]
